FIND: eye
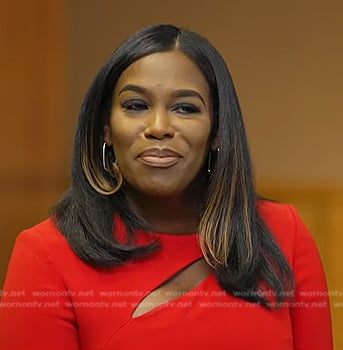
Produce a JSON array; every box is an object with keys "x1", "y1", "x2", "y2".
[
  {"x1": 121, "y1": 99, "x2": 149, "y2": 112},
  {"x1": 172, "y1": 103, "x2": 201, "y2": 115}
]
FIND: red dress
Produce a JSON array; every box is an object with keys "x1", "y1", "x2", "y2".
[{"x1": 0, "y1": 201, "x2": 333, "y2": 349}]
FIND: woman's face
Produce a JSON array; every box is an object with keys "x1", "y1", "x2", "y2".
[{"x1": 105, "y1": 50, "x2": 212, "y2": 197}]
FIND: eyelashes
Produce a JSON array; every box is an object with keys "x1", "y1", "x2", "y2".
[
  {"x1": 121, "y1": 99, "x2": 148, "y2": 111},
  {"x1": 172, "y1": 103, "x2": 201, "y2": 114},
  {"x1": 121, "y1": 99, "x2": 202, "y2": 115}
]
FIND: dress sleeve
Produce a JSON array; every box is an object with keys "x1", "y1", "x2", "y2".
[
  {"x1": 288, "y1": 205, "x2": 333, "y2": 350},
  {"x1": 0, "y1": 229, "x2": 79, "y2": 350}
]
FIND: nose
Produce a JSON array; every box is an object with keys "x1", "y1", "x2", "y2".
[{"x1": 144, "y1": 109, "x2": 175, "y2": 140}]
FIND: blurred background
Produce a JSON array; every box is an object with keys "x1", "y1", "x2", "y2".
[{"x1": 1, "y1": 0, "x2": 342, "y2": 346}]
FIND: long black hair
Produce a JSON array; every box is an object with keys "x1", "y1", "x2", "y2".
[{"x1": 53, "y1": 24, "x2": 293, "y2": 307}]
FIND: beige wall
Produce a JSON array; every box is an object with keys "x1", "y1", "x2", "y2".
[
  {"x1": 69, "y1": 0, "x2": 343, "y2": 186},
  {"x1": 1, "y1": 0, "x2": 342, "y2": 346},
  {"x1": 0, "y1": 0, "x2": 69, "y2": 286}
]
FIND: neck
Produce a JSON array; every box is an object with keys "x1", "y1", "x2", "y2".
[{"x1": 126, "y1": 189, "x2": 202, "y2": 234}]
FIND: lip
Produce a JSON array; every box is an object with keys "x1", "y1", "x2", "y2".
[{"x1": 137, "y1": 148, "x2": 182, "y2": 168}]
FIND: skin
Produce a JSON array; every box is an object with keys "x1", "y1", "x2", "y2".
[{"x1": 104, "y1": 51, "x2": 213, "y2": 233}]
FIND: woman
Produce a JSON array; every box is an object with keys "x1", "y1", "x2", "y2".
[{"x1": 0, "y1": 24, "x2": 333, "y2": 349}]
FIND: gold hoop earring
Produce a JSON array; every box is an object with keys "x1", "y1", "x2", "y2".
[
  {"x1": 101, "y1": 143, "x2": 123, "y2": 194},
  {"x1": 82, "y1": 143, "x2": 123, "y2": 195},
  {"x1": 102, "y1": 142, "x2": 110, "y2": 172},
  {"x1": 106, "y1": 161, "x2": 123, "y2": 193},
  {"x1": 207, "y1": 147, "x2": 220, "y2": 174}
]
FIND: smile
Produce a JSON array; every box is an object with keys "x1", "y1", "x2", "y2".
[
  {"x1": 138, "y1": 155, "x2": 180, "y2": 168},
  {"x1": 137, "y1": 148, "x2": 182, "y2": 168}
]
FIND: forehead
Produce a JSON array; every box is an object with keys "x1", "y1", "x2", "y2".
[{"x1": 114, "y1": 51, "x2": 209, "y2": 95}]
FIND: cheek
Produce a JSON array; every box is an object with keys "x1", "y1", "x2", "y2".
[
  {"x1": 109, "y1": 117, "x2": 138, "y2": 155},
  {"x1": 109, "y1": 138, "x2": 130, "y2": 170},
  {"x1": 191, "y1": 126, "x2": 212, "y2": 154},
  {"x1": 184, "y1": 138, "x2": 211, "y2": 174}
]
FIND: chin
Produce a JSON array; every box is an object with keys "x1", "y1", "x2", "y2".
[
  {"x1": 138, "y1": 182, "x2": 189, "y2": 197},
  {"x1": 144, "y1": 188, "x2": 185, "y2": 198}
]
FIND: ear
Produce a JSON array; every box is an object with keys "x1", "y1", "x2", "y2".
[{"x1": 103, "y1": 124, "x2": 113, "y2": 145}]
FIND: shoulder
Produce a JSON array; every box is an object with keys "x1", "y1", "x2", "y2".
[
  {"x1": 13, "y1": 218, "x2": 79, "y2": 267},
  {"x1": 257, "y1": 199, "x2": 317, "y2": 264},
  {"x1": 258, "y1": 199, "x2": 297, "y2": 232},
  {"x1": 5, "y1": 218, "x2": 96, "y2": 291},
  {"x1": 16, "y1": 218, "x2": 70, "y2": 250}
]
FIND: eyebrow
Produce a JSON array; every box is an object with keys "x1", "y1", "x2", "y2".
[
  {"x1": 118, "y1": 84, "x2": 146, "y2": 96},
  {"x1": 118, "y1": 84, "x2": 206, "y2": 106},
  {"x1": 172, "y1": 89, "x2": 206, "y2": 106}
]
